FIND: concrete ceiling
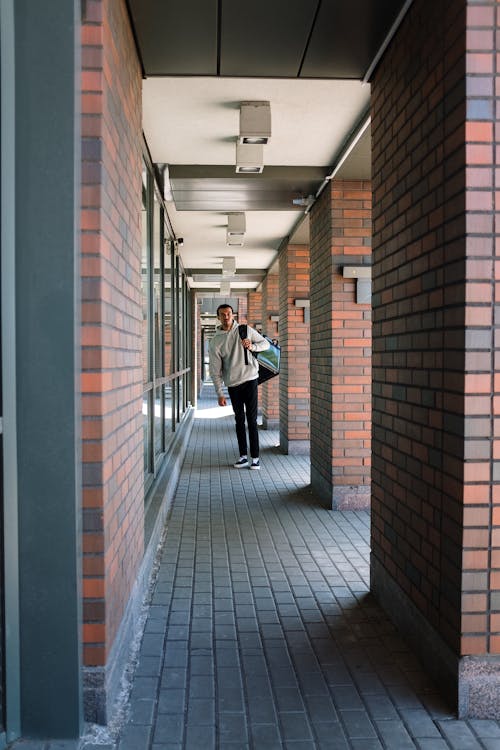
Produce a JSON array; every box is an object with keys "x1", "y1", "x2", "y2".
[{"x1": 129, "y1": 0, "x2": 409, "y2": 292}]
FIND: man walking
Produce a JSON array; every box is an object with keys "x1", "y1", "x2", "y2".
[{"x1": 209, "y1": 303, "x2": 270, "y2": 470}]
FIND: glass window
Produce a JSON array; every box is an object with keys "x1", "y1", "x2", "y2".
[
  {"x1": 153, "y1": 193, "x2": 162, "y2": 380},
  {"x1": 141, "y1": 166, "x2": 150, "y2": 388},
  {"x1": 141, "y1": 157, "x2": 192, "y2": 501}
]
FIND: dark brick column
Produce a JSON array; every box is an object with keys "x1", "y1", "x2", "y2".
[
  {"x1": 309, "y1": 180, "x2": 372, "y2": 509},
  {"x1": 278, "y1": 243, "x2": 310, "y2": 454},
  {"x1": 370, "y1": 0, "x2": 500, "y2": 718}
]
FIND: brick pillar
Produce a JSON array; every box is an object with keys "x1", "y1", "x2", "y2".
[
  {"x1": 247, "y1": 290, "x2": 263, "y2": 328},
  {"x1": 261, "y1": 272, "x2": 279, "y2": 429},
  {"x1": 236, "y1": 292, "x2": 247, "y2": 322},
  {"x1": 309, "y1": 180, "x2": 372, "y2": 509},
  {"x1": 278, "y1": 243, "x2": 310, "y2": 454},
  {"x1": 81, "y1": 0, "x2": 144, "y2": 721},
  {"x1": 371, "y1": 0, "x2": 500, "y2": 718}
]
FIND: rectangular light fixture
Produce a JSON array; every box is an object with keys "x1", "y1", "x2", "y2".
[
  {"x1": 220, "y1": 280, "x2": 230, "y2": 296},
  {"x1": 235, "y1": 142, "x2": 264, "y2": 174},
  {"x1": 226, "y1": 212, "x2": 245, "y2": 245},
  {"x1": 222, "y1": 257, "x2": 236, "y2": 276},
  {"x1": 239, "y1": 101, "x2": 271, "y2": 145},
  {"x1": 227, "y1": 213, "x2": 245, "y2": 236}
]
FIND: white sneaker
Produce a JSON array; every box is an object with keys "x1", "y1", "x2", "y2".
[
  {"x1": 234, "y1": 457, "x2": 249, "y2": 468},
  {"x1": 250, "y1": 459, "x2": 260, "y2": 470}
]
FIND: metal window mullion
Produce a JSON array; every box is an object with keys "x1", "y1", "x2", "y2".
[{"x1": 1, "y1": 0, "x2": 20, "y2": 740}]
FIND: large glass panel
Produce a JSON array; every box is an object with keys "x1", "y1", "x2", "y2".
[
  {"x1": 141, "y1": 166, "x2": 150, "y2": 388},
  {"x1": 141, "y1": 164, "x2": 153, "y2": 482},
  {"x1": 164, "y1": 239, "x2": 174, "y2": 445},
  {"x1": 164, "y1": 383, "x2": 174, "y2": 452},
  {"x1": 153, "y1": 192, "x2": 162, "y2": 380},
  {"x1": 154, "y1": 387, "x2": 163, "y2": 459},
  {"x1": 164, "y1": 240, "x2": 173, "y2": 377},
  {"x1": 143, "y1": 392, "x2": 150, "y2": 473}
]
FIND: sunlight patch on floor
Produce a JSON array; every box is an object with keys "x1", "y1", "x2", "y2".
[{"x1": 194, "y1": 404, "x2": 233, "y2": 419}]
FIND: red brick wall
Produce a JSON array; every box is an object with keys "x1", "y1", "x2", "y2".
[
  {"x1": 371, "y1": 0, "x2": 471, "y2": 653},
  {"x1": 81, "y1": 0, "x2": 143, "y2": 666},
  {"x1": 261, "y1": 273, "x2": 279, "y2": 427},
  {"x1": 310, "y1": 181, "x2": 371, "y2": 507},
  {"x1": 278, "y1": 243, "x2": 310, "y2": 452}
]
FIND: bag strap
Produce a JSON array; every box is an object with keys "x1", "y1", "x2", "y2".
[{"x1": 238, "y1": 324, "x2": 249, "y2": 365}]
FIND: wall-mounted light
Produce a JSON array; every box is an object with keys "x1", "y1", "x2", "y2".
[
  {"x1": 342, "y1": 266, "x2": 371, "y2": 304},
  {"x1": 239, "y1": 101, "x2": 271, "y2": 145},
  {"x1": 294, "y1": 299, "x2": 310, "y2": 323},
  {"x1": 292, "y1": 195, "x2": 314, "y2": 208},
  {"x1": 235, "y1": 143, "x2": 264, "y2": 174}
]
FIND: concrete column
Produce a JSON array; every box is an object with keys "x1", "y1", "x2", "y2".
[
  {"x1": 309, "y1": 180, "x2": 372, "y2": 509},
  {"x1": 14, "y1": 0, "x2": 83, "y2": 737},
  {"x1": 278, "y1": 243, "x2": 310, "y2": 454}
]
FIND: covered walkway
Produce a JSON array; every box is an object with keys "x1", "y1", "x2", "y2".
[{"x1": 95, "y1": 386, "x2": 500, "y2": 750}]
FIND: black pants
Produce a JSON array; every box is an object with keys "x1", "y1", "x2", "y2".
[{"x1": 228, "y1": 378, "x2": 259, "y2": 459}]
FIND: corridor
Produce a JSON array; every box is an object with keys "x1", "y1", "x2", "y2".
[{"x1": 98, "y1": 386, "x2": 500, "y2": 750}]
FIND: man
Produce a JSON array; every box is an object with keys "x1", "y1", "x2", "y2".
[{"x1": 209, "y1": 304, "x2": 270, "y2": 470}]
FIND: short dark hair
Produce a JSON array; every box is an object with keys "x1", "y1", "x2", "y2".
[{"x1": 216, "y1": 304, "x2": 234, "y2": 315}]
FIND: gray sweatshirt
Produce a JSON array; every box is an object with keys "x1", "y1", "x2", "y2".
[{"x1": 209, "y1": 321, "x2": 270, "y2": 398}]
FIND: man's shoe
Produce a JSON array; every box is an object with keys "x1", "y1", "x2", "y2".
[
  {"x1": 250, "y1": 459, "x2": 260, "y2": 470},
  {"x1": 234, "y1": 457, "x2": 249, "y2": 468}
]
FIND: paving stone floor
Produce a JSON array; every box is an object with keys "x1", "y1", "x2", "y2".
[{"x1": 84, "y1": 385, "x2": 500, "y2": 750}]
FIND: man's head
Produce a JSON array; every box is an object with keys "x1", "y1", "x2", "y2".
[{"x1": 217, "y1": 304, "x2": 234, "y2": 331}]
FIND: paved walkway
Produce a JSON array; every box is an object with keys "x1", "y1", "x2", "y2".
[{"x1": 84, "y1": 384, "x2": 500, "y2": 750}]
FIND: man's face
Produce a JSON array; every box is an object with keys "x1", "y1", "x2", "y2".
[{"x1": 218, "y1": 306, "x2": 234, "y2": 330}]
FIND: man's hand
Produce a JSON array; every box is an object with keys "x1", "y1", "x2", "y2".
[
  {"x1": 241, "y1": 338, "x2": 252, "y2": 350},
  {"x1": 218, "y1": 396, "x2": 227, "y2": 407}
]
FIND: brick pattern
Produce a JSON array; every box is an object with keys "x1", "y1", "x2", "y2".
[
  {"x1": 261, "y1": 273, "x2": 280, "y2": 427},
  {"x1": 247, "y1": 290, "x2": 263, "y2": 328},
  {"x1": 371, "y1": 0, "x2": 485, "y2": 654},
  {"x1": 278, "y1": 243, "x2": 310, "y2": 450},
  {"x1": 463, "y1": 0, "x2": 500, "y2": 656},
  {"x1": 309, "y1": 181, "x2": 371, "y2": 505},
  {"x1": 81, "y1": 0, "x2": 144, "y2": 666}
]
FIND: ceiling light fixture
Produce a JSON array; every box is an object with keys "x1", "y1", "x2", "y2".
[
  {"x1": 235, "y1": 143, "x2": 264, "y2": 174},
  {"x1": 222, "y1": 257, "x2": 236, "y2": 276},
  {"x1": 226, "y1": 212, "x2": 246, "y2": 245},
  {"x1": 239, "y1": 101, "x2": 271, "y2": 145},
  {"x1": 227, "y1": 213, "x2": 245, "y2": 236}
]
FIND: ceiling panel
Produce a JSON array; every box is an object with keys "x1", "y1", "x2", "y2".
[
  {"x1": 219, "y1": 0, "x2": 319, "y2": 77},
  {"x1": 301, "y1": 0, "x2": 406, "y2": 78},
  {"x1": 128, "y1": 0, "x2": 218, "y2": 75},
  {"x1": 169, "y1": 166, "x2": 330, "y2": 211}
]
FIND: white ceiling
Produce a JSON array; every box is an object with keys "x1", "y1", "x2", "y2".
[{"x1": 142, "y1": 76, "x2": 371, "y2": 289}]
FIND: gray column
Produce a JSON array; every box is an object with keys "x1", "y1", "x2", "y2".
[{"x1": 14, "y1": 0, "x2": 82, "y2": 738}]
